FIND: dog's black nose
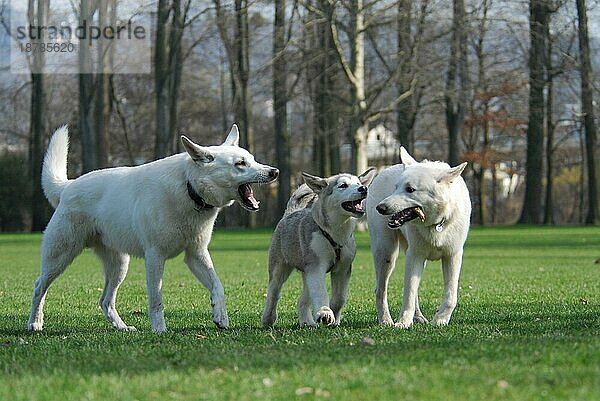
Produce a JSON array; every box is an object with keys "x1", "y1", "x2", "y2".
[
  {"x1": 376, "y1": 203, "x2": 389, "y2": 215},
  {"x1": 358, "y1": 185, "x2": 367, "y2": 194},
  {"x1": 269, "y1": 168, "x2": 279, "y2": 179}
]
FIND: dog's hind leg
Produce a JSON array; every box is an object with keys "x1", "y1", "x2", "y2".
[
  {"x1": 432, "y1": 251, "x2": 463, "y2": 326},
  {"x1": 94, "y1": 245, "x2": 135, "y2": 332},
  {"x1": 262, "y1": 258, "x2": 293, "y2": 328},
  {"x1": 297, "y1": 273, "x2": 315, "y2": 327},
  {"x1": 184, "y1": 247, "x2": 229, "y2": 330},
  {"x1": 329, "y1": 264, "x2": 352, "y2": 326},
  {"x1": 371, "y1": 232, "x2": 400, "y2": 326},
  {"x1": 28, "y1": 218, "x2": 86, "y2": 331}
]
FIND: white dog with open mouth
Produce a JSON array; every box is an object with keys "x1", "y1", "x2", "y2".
[
  {"x1": 28, "y1": 124, "x2": 278, "y2": 333},
  {"x1": 366, "y1": 147, "x2": 470, "y2": 328}
]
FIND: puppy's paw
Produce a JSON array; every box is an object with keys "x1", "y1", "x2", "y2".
[
  {"x1": 212, "y1": 304, "x2": 229, "y2": 329},
  {"x1": 27, "y1": 322, "x2": 43, "y2": 332},
  {"x1": 315, "y1": 306, "x2": 335, "y2": 326},
  {"x1": 299, "y1": 320, "x2": 318, "y2": 328}
]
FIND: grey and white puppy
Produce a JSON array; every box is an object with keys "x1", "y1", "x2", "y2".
[{"x1": 262, "y1": 169, "x2": 376, "y2": 327}]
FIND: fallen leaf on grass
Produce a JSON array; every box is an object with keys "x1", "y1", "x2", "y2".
[
  {"x1": 295, "y1": 387, "x2": 313, "y2": 396},
  {"x1": 361, "y1": 336, "x2": 375, "y2": 346}
]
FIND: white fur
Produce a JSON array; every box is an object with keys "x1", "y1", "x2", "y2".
[
  {"x1": 28, "y1": 124, "x2": 278, "y2": 333},
  {"x1": 366, "y1": 147, "x2": 471, "y2": 328}
]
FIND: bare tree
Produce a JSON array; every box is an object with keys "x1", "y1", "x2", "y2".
[
  {"x1": 154, "y1": 0, "x2": 186, "y2": 159},
  {"x1": 29, "y1": 0, "x2": 50, "y2": 231},
  {"x1": 519, "y1": 0, "x2": 550, "y2": 224},
  {"x1": 396, "y1": 0, "x2": 428, "y2": 154},
  {"x1": 273, "y1": 0, "x2": 291, "y2": 220},
  {"x1": 214, "y1": 0, "x2": 254, "y2": 152},
  {"x1": 576, "y1": 0, "x2": 599, "y2": 225},
  {"x1": 445, "y1": 0, "x2": 468, "y2": 166}
]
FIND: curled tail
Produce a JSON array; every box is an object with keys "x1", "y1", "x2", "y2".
[
  {"x1": 284, "y1": 184, "x2": 317, "y2": 216},
  {"x1": 42, "y1": 125, "x2": 71, "y2": 208}
]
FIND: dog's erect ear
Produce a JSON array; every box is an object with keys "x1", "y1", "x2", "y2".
[
  {"x1": 358, "y1": 167, "x2": 377, "y2": 187},
  {"x1": 302, "y1": 172, "x2": 328, "y2": 193},
  {"x1": 222, "y1": 124, "x2": 240, "y2": 147},
  {"x1": 400, "y1": 147, "x2": 418, "y2": 166},
  {"x1": 181, "y1": 135, "x2": 214, "y2": 163},
  {"x1": 439, "y1": 162, "x2": 467, "y2": 183}
]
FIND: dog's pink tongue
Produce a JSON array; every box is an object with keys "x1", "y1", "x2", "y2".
[{"x1": 243, "y1": 184, "x2": 259, "y2": 208}]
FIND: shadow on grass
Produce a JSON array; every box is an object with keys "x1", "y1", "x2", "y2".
[{"x1": 1, "y1": 302, "x2": 599, "y2": 379}]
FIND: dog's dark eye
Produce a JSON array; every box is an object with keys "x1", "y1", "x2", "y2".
[
  {"x1": 406, "y1": 186, "x2": 415, "y2": 193},
  {"x1": 339, "y1": 183, "x2": 348, "y2": 189}
]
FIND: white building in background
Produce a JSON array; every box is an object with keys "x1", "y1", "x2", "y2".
[{"x1": 341, "y1": 124, "x2": 401, "y2": 167}]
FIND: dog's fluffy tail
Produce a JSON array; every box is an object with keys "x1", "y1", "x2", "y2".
[
  {"x1": 42, "y1": 125, "x2": 71, "y2": 208},
  {"x1": 284, "y1": 184, "x2": 317, "y2": 216}
]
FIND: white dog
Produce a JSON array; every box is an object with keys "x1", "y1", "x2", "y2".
[
  {"x1": 366, "y1": 147, "x2": 470, "y2": 328},
  {"x1": 28, "y1": 124, "x2": 278, "y2": 333},
  {"x1": 262, "y1": 169, "x2": 376, "y2": 328}
]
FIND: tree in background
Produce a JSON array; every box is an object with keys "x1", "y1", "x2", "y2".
[
  {"x1": 214, "y1": 0, "x2": 254, "y2": 152},
  {"x1": 575, "y1": 0, "x2": 599, "y2": 225},
  {"x1": 396, "y1": 0, "x2": 428, "y2": 155},
  {"x1": 519, "y1": 0, "x2": 550, "y2": 224},
  {"x1": 445, "y1": 0, "x2": 468, "y2": 166},
  {"x1": 273, "y1": 0, "x2": 291, "y2": 221},
  {"x1": 154, "y1": 0, "x2": 186, "y2": 159},
  {"x1": 29, "y1": 0, "x2": 50, "y2": 231},
  {"x1": 79, "y1": 0, "x2": 112, "y2": 173}
]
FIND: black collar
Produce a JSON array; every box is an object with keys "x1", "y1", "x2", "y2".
[
  {"x1": 187, "y1": 181, "x2": 214, "y2": 211},
  {"x1": 317, "y1": 225, "x2": 342, "y2": 264}
]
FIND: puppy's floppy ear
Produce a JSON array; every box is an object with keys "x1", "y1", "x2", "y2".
[
  {"x1": 181, "y1": 135, "x2": 214, "y2": 163},
  {"x1": 400, "y1": 146, "x2": 418, "y2": 166},
  {"x1": 222, "y1": 124, "x2": 240, "y2": 147},
  {"x1": 301, "y1": 172, "x2": 328, "y2": 193},
  {"x1": 439, "y1": 162, "x2": 467, "y2": 183},
  {"x1": 358, "y1": 167, "x2": 377, "y2": 187}
]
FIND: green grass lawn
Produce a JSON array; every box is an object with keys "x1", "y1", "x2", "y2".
[{"x1": 1, "y1": 226, "x2": 599, "y2": 400}]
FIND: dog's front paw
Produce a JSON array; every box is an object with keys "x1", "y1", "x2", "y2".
[
  {"x1": 213, "y1": 310, "x2": 229, "y2": 330},
  {"x1": 413, "y1": 312, "x2": 429, "y2": 324},
  {"x1": 315, "y1": 306, "x2": 335, "y2": 326},
  {"x1": 394, "y1": 313, "x2": 414, "y2": 329},
  {"x1": 431, "y1": 314, "x2": 450, "y2": 326},
  {"x1": 116, "y1": 325, "x2": 137, "y2": 332},
  {"x1": 379, "y1": 316, "x2": 395, "y2": 326},
  {"x1": 27, "y1": 322, "x2": 43, "y2": 332}
]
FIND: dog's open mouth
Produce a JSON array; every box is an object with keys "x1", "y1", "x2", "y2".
[
  {"x1": 388, "y1": 206, "x2": 425, "y2": 229},
  {"x1": 342, "y1": 197, "x2": 366, "y2": 216},
  {"x1": 238, "y1": 183, "x2": 260, "y2": 211}
]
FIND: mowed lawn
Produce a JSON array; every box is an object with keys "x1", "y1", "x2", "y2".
[{"x1": 1, "y1": 226, "x2": 599, "y2": 401}]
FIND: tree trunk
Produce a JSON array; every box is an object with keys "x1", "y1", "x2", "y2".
[
  {"x1": 154, "y1": 0, "x2": 184, "y2": 159},
  {"x1": 79, "y1": 0, "x2": 98, "y2": 173},
  {"x1": 29, "y1": 0, "x2": 50, "y2": 231},
  {"x1": 445, "y1": 0, "x2": 468, "y2": 166},
  {"x1": 519, "y1": 1, "x2": 548, "y2": 224},
  {"x1": 396, "y1": 0, "x2": 415, "y2": 154},
  {"x1": 543, "y1": 26, "x2": 554, "y2": 225},
  {"x1": 576, "y1": 0, "x2": 600, "y2": 225},
  {"x1": 273, "y1": 0, "x2": 291, "y2": 222},
  {"x1": 348, "y1": 0, "x2": 368, "y2": 174}
]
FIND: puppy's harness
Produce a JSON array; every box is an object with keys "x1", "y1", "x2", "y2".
[
  {"x1": 317, "y1": 225, "x2": 342, "y2": 271},
  {"x1": 187, "y1": 181, "x2": 215, "y2": 211}
]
